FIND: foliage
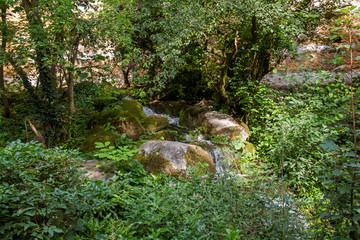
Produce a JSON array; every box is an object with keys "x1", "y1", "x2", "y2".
[
  {"x1": 313, "y1": 6, "x2": 360, "y2": 239},
  {"x1": 0, "y1": 0, "x2": 133, "y2": 146},
  {"x1": 317, "y1": 142, "x2": 360, "y2": 239},
  {"x1": 75, "y1": 212, "x2": 137, "y2": 240},
  {"x1": 0, "y1": 116, "x2": 28, "y2": 148},
  {"x1": 94, "y1": 134, "x2": 140, "y2": 169},
  {"x1": 109, "y1": 166, "x2": 311, "y2": 239},
  {"x1": 129, "y1": 0, "x2": 343, "y2": 103},
  {"x1": 0, "y1": 141, "x2": 114, "y2": 239}
]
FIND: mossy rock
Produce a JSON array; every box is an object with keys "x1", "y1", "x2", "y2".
[
  {"x1": 136, "y1": 141, "x2": 215, "y2": 177},
  {"x1": 143, "y1": 115, "x2": 169, "y2": 132},
  {"x1": 179, "y1": 107, "x2": 250, "y2": 142},
  {"x1": 118, "y1": 111, "x2": 145, "y2": 140},
  {"x1": 80, "y1": 127, "x2": 116, "y2": 153},
  {"x1": 179, "y1": 106, "x2": 210, "y2": 128},
  {"x1": 210, "y1": 125, "x2": 249, "y2": 142},
  {"x1": 121, "y1": 99, "x2": 146, "y2": 120},
  {"x1": 89, "y1": 109, "x2": 144, "y2": 140},
  {"x1": 149, "y1": 101, "x2": 190, "y2": 117},
  {"x1": 89, "y1": 109, "x2": 123, "y2": 126}
]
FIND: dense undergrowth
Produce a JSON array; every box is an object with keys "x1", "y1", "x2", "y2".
[
  {"x1": 0, "y1": 72, "x2": 359, "y2": 239},
  {"x1": 1, "y1": 2, "x2": 359, "y2": 239},
  {"x1": 0, "y1": 141, "x2": 311, "y2": 240}
]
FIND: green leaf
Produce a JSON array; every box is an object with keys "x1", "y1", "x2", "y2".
[
  {"x1": 320, "y1": 140, "x2": 339, "y2": 152},
  {"x1": 352, "y1": 214, "x2": 360, "y2": 222},
  {"x1": 332, "y1": 169, "x2": 342, "y2": 176},
  {"x1": 95, "y1": 142, "x2": 105, "y2": 148}
]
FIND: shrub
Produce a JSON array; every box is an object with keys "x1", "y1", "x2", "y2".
[
  {"x1": 0, "y1": 141, "x2": 114, "y2": 239},
  {"x1": 110, "y1": 167, "x2": 312, "y2": 239}
]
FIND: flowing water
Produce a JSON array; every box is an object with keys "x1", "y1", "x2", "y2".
[{"x1": 143, "y1": 106, "x2": 227, "y2": 172}]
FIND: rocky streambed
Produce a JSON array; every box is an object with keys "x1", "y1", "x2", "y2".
[{"x1": 81, "y1": 99, "x2": 250, "y2": 177}]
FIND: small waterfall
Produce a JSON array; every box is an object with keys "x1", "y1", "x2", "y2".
[
  {"x1": 143, "y1": 106, "x2": 180, "y2": 126},
  {"x1": 194, "y1": 140, "x2": 227, "y2": 173},
  {"x1": 143, "y1": 105, "x2": 227, "y2": 173}
]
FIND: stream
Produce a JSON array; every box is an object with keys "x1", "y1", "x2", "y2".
[
  {"x1": 143, "y1": 105, "x2": 308, "y2": 230},
  {"x1": 143, "y1": 106, "x2": 227, "y2": 173}
]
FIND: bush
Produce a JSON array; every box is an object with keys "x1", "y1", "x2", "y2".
[
  {"x1": 0, "y1": 141, "x2": 114, "y2": 239},
  {"x1": 250, "y1": 76, "x2": 349, "y2": 195},
  {"x1": 110, "y1": 167, "x2": 311, "y2": 239}
]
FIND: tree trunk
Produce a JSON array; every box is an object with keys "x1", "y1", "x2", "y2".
[
  {"x1": 22, "y1": 0, "x2": 62, "y2": 146},
  {"x1": 67, "y1": 72, "x2": 75, "y2": 116},
  {"x1": 218, "y1": 64, "x2": 228, "y2": 104},
  {"x1": 123, "y1": 68, "x2": 131, "y2": 88},
  {"x1": 0, "y1": 4, "x2": 10, "y2": 118},
  {"x1": 66, "y1": 34, "x2": 80, "y2": 117}
]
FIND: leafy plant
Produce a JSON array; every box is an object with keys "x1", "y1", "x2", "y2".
[
  {"x1": 0, "y1": 141, "x2": 114, "y2": 239},
  {"x1": 314, "y1": 7, "x2": 360, "y2": 239},
  {"x1": 94, "y1": 137, "x2": 140, "y2": 169},
  {"x1": 110, "y1": 167, "x2": 311, "y2": 239}
]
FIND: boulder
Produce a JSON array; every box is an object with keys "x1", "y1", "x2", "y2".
[
  {"x1": 143, "y1": 115, "x2": 169, "y2": 132},
  {"x1": 121, "y1": 99, "x2": 146, "y2": 120},
  {"x1": 201, "y1": 111, "x2": 249, "y2": 141},
  {"x1": 80, "y1": 127, "x2": 116, "y2": 153},
  {"x1": 147, "y1": 101, "x2": 190, "y2": 117},
  {"x1": 179, "y1": 106, "x2": 210, "y2": 128},
  {"x1": 179, "y1": 106, "x2": 249, "y2": 141},
  {"x1": 89, "y1": 110, "x2": 144, "y2": 140},
  {"x1": 136, "y1": 141, "x2": 215, "y2": 177}
]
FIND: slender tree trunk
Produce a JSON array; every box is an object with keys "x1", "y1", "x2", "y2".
[
  {"x1": 218, "y1": 64, "x2": 228, "y2": 104},
  {"x1": 123, "y1": 68, "x2": 131, "y2": 88},
  {"x1": 66, "y1": 31, "x2": 81, "y2": 117},
  {"x1": 67, "y1": 72, "x2": 75, "y2": 116},
  {"x1": 22, "y1": 0, "x2": 62, "y2": 146},
  {"x1": 0, "y1": 4, "x2": 10, "y2": 118}
]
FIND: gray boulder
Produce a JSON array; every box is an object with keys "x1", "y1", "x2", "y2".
[
  {"x1": 135, "y1": 141, "x2": 215, "y2": 176},
  {"x1": 180, "y1": 107, "x2": 249, "y2": 141}
]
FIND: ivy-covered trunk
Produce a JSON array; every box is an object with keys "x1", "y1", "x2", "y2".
[
  {"x1": 22, "y1": 0, "x2": 62, "y2": 146},
  {"x1": 0, "y1": 4, "x2": 10, "y2": 118}
]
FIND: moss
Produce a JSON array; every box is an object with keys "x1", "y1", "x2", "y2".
[
  {"x1": 80, "y1": 126, "x2": 116, "y2": 153},
  {"x1": 135, "y1": 150, "x2": 182, "y2": 177},
  {"x1": 240, "y1": 122, "x2": 250, "y2": 134},
  {"x1": 114, "y1": 111, "x2": 145, "y2": 140},
  {"x1": 143, "y1": 115, "x2": 169, "y2": 132},
  {"x1": 184, "y1": 146, "x2": 215, "y2": 173},
  {"x1": 121, "y1": 99, "x2": 146, "y2": 120},
  {"x1": 89, "y1": 109, "x2": 122, "y2": 127},
  {"x1": 244, "y1": 142, "x2": 256, "y2": 155},
  {"x1": 89, "y1": 109, "x2": 144, "y2": 140}
]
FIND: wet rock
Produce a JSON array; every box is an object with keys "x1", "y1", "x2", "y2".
[
  {"x1": 143, "y1": 115, "x2": 169, "y2": 132},
  {"x1": 179, "y1": 106, "x2": 211, "y2": 127},
  {"x1": 179, "y1": 107, "x2": 249, "y2": 141}
]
